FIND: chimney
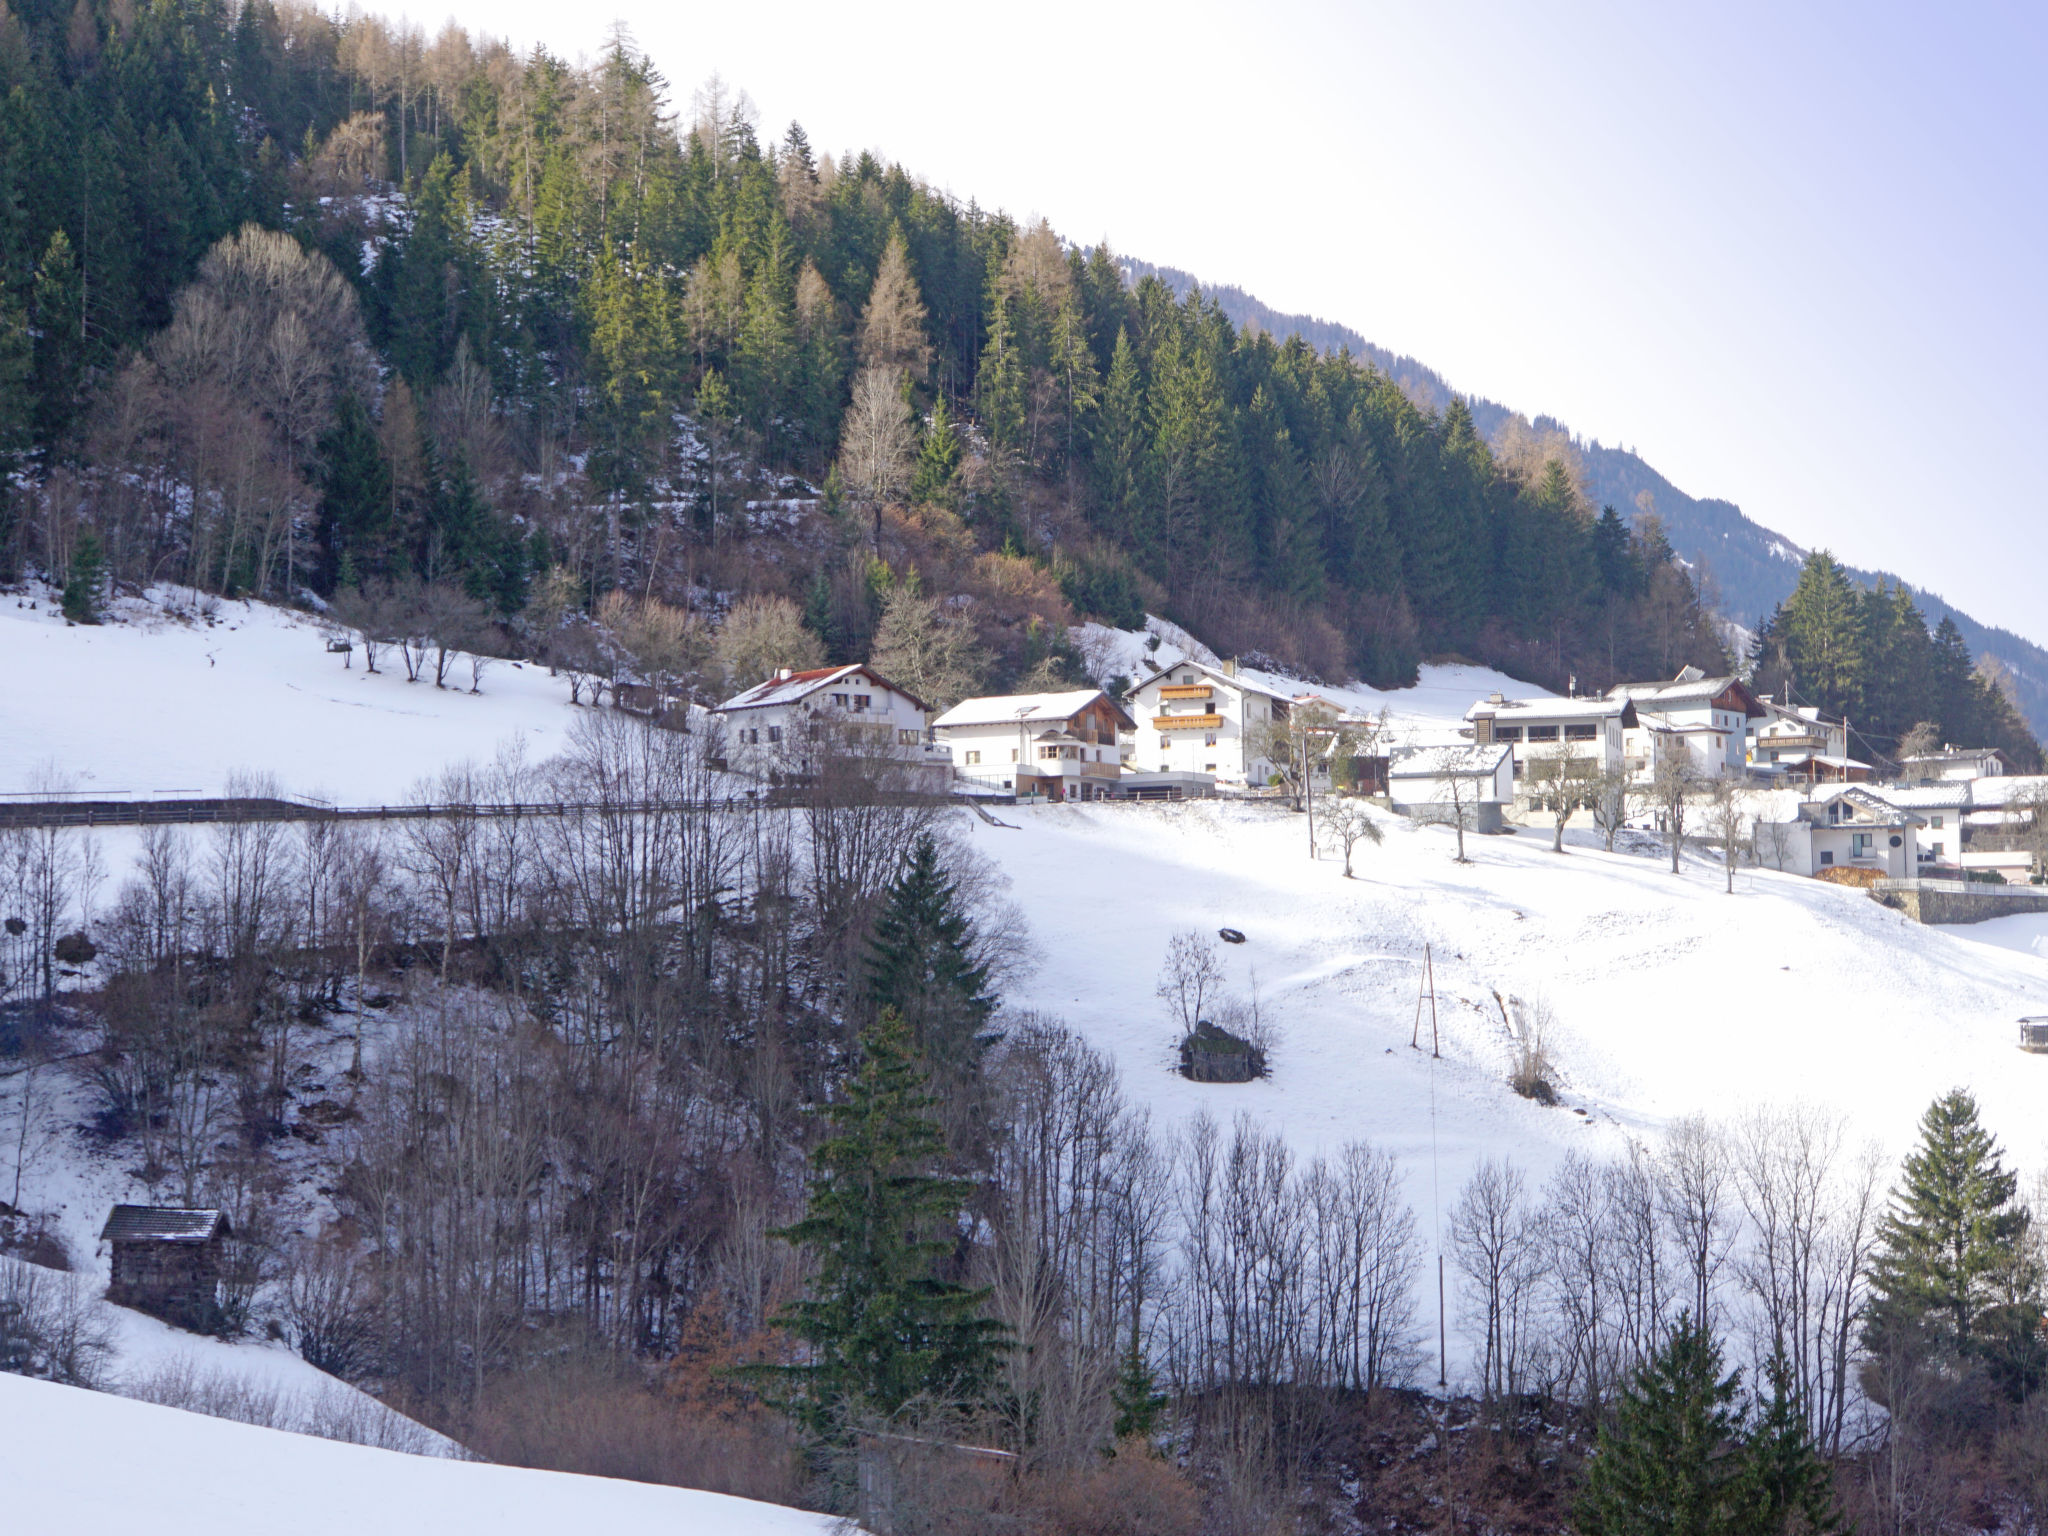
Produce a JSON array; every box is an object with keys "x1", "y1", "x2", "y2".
[
  {"x1": 1488, "y1": 691, "x2": 1503, "y2": 705},
  {"x1": 1223, "y1": 657, "x2": 1238, "y2": 678},
  {"x1": 776, "y1": 667, "x2": 793, "y2": 682}
]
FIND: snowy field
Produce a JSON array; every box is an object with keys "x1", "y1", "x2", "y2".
[
  {"x1": 0, "y1": 588, "x2": 581, "y2": 801},
  {"x1": 1, "y1": 1371, "x2": 841, "y2": 1536},
  {"x1": 965, "y1": 798, "x2": 2048, "y2": 1201}
]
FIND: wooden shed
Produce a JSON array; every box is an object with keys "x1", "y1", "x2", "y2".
[
  {"x1": 101, "y1": 1206, "x2": 231, "y2": 1327},
  {"x1": 2021, "y1": 1018, "x2": 2048, "y2": 1054}
]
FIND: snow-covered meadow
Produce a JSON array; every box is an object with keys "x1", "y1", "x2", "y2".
[{"x1": 1, "y1": 1370, "x2": 842, "y2": 1536}]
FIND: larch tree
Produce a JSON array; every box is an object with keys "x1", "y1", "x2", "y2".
[
  {"x1": 869, "y1": 577, "x2": 983, "y2": 711},
  {"x1": 856, "y1": 227, "x2": 931, "y2": 382}
]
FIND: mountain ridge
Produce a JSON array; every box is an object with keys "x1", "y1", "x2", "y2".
[{"x1": 1122, "y1": 256, "x2": 2048, "y2": 738}]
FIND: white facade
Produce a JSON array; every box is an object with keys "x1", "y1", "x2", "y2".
[
  {"x1": 1900, "y1": 747, "x2": 2012, "y2": 782},
  {"x1": 930, "y1": 690, "x2": 1134, "y2": 801},
  {"x1": 1757, "y1": 789, "x2": 1924, "y2": 879},
  {"x1": 1609, "y1": 667, "x2": 1764, "y2": 780},
  {"x1": 711, "y1": 664, "x2": 940, "y2": 784},
  {"x1": 1125, "y1": 659, "x2": 1293, "y2": 787},
  {"x1": 1464, "y1": 693, "x2": 1634, "y2": 780},
  {"x1": 1388, "y1": 742, "x2": 1516, "y2": 833},
  {"x1": 1748, "y1": 699, "x2": 1851, "y2": 765}
]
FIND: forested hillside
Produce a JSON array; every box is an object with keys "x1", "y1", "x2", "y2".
[
  {"x1": 1134, "y1": 259, "x2": 2048, "y2": 742},
  {"x1": 1, "y1": 0, "x2": 1743, "y2": 718}
]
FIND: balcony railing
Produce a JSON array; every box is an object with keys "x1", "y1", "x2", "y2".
[
  {"x1": 1158, "y1": 685, "x2": 1213, "y2": 700},
  {"x1": 1156, "y1": 714, "x2": 1223, "y2": 732}
]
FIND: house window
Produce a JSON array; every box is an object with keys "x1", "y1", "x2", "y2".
[
  {"x1": 1931, "y1": 815, "x2": 1944, "y2": 829},
  {"x1": 1565, "y1": 724, "x2": 1597, "y2": 741},
  {"x1": 1931, "y1": 841, "x2": 1944, "y2": 856},
  {"x1": 1205, "y1": 763, "x2": 1217, "y2": 773},
  {"x1": 1526, "y1": 725, "x2": 1559, "y2": 741},
  {"x1": 855, "y1": 694, "x2": 872, "y2": 710},
  {"x1": 1009, "y1": 748, "x2": 1019, "y2": 762},
  {"x1": 1852, "y1": 833, "x2": 1872, "y2": 858},
  {"x1": 899, "y1": 729, "x2": 917, "y2": 745},
  {"x1": 1495, "y1": 725, "x2": 1523, "y2": 742},
  {"x1": 1820, "y1": 851, "x2": 1834, "y2": 866},
  {"x1": 1181, "y1": 674, "x2": 1195, "y2": 684},
  {"x1": 965, "y1": 750, "x2": 981, "y2": 766},
  {"x1": 1204, "y1": 733, "x2": 1217, "y2": 747},
  {"x1": 767, "y1": 725, "x2": 782, "y2": 743},
  {"x1": 831, "y1": 692, "x2": 848, "y2": 706}
]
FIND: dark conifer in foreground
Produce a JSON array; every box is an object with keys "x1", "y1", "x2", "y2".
[
  {"x1": 770, "y1": 1011, "x2": 1004, "y2": 1435},
  {"x1": 1576, "y1": 1314, "x2": 1750, "y2": 1536},
  {"x1": 864, "y1": 833, "x2": 997, "y2": 1081}
]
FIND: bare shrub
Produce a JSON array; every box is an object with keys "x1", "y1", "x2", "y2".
[
  {"x1": 0, "y1": 1257, "x2": 113, "y2": 1387},
  {"x1": 1010, "y1": 1444, "x2": 1204, "y2": 1536},
  {"x1": 120, "y1": 1358, "x2": 448, "y2": 1454},
  {"x1": 1504, "y1": 994, "x2": 1556, "y2": 1103}
]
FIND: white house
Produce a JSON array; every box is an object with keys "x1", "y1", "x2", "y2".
[
  {"x1": 1899, "y1": 746, "x2": 2015, "y2": 783},
  {"x1": 930, "y1": 689, "x2": 1136, "y2": 801},
  {"x1": 1464, "y1": 693, "x2": 1636, "y2": 781},
  {"x1": 711, "y1": 663, "x2": 942, "y2": 785},
  {"x1": 1747, "y1": 698, "x2": 1866, "y2": 782},
  {"x1": 1388, "y1": 742, "x2": 1516, "y2": 834},
  {"x1": 1755, "y1": 788, "x2": 1924, "y2": 879},
  {"x1": 1608, "y1": 666, "x2": 1765, "y2": 780},
  {"x1": 1124, "y1": 658, "x2": 1296, "y2": 787}
]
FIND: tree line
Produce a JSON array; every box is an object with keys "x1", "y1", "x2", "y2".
[{"x1": 1753, "y1": 551, "x2": 2040, "y2": 768}]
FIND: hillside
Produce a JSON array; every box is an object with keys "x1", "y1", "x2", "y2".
[
  {"x1": 1, "y1": 1372, "x2": 839, "y2": 1536},
  {"x1": 1128, "y1": 257, "x2": 2048, "y2": 737}
]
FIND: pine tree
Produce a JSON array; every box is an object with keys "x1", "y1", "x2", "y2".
[
  {"x1": 1095, "y1": 327, "x2": 1148, "y2": 553},
  {"x1": 316, "y1": 393, "x2": 393, "y2": 590},
  {"x1": 909, "y1": 396, "x2": 962, "y2": 508},
  {"x1": 770, "y1": 1011, "x2": 1004, "y2": 1435},
  {"x1": 864, "y1": 832, "x2": 997, "y2": 1082},
  {"x1": 976, "y1": 289, "x2": 1026, "y2": 471},
  {"x1": 1865, "y1": 1088, "x2": 2042, "y2": 1391},
  {"x1": 1741, "y1": 1351, "x2": 1842, "y2": 1536},
  {"x1": 1576, "y1": 1313, "x2": 1752, "y2": 1536},
  {"x1": 1778, "y1": 552, "x2": 1865, "y2": 717},
  {"x1": 61, "y1": 527, "x2": 105, "y2": 624}
]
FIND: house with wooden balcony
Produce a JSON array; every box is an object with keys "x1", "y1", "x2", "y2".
[
  {"x1": 711, "y1": 663, "x2": 947, "y2": 789},
  {"x1": 930, "y1": 689, "x2": 1136, "y2": 801},
  {"x1": 1608, "y1": 666, "x2": 1765, "y2": 780},
  {"x1": 1746, "y1": 698, "x2": 1868, "y2": 782},
  {"x1": 1124, "y1": 658, "x2": 1296, "y2": 788}
]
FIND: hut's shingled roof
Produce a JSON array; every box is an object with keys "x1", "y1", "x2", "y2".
[{"x1": 99, "y1": 1206, "x2": 229, "y2": 1244}]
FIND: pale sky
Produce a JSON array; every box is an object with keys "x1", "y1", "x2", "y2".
[{"x1": 388, "y1": 0, "x2": 2048, "y2": 644}]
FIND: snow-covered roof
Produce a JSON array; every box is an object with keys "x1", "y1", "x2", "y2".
[
  {"x1": 1130, "y1": 656, "x2": 1294, "y2": 704},
  {"x1": 100, "y1": 1206, "x2": 229, "y2": 1244},
  {"x1": 1464, "y1": 695, "x2": 1632, "y2": 723},
  {"x1": 1608, "y1": 667, "x2": 1762, "y2": 716},
  {"x1": 1819, "y1": 787, "x2": 1927, "y2": 826},
  {"x1": 1389, "y1": 743, "x2": 1512, "y2": 778},
  {"x1": 715, "y1": 664, "x2": 930, "y2": 715},
  {"x1": 931, "y1": 689, "x2": 1131, "y2": 730}
]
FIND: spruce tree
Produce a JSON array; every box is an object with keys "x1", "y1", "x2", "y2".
[
  {"x1": 864, "y1": 833, "x2": 997, "y2": 1084},
  {"x1": 1741, "y1": 1351, "x2": 1842, "y2": 1536},
  {"x1": 1778, "y1": 552, "x2": 1865, "y2": 717},
  {"x1": 316, "y1": 394, "x2": 392, "y2": 591},
  {"x1": 771, "y1": 1011, "x2": 1003, "y2": 1435},
  {"x1": 909, "y1": 396, "x2": 962, "y2": 508},
  {"x1": 1865, "y1": 1088, "x2": 2042, "y2": 1391},
  {"x1": 1576, "y1": 1314, "x2": 1750, "y2": 1536},
  {"x1": 61, "y1": 528, "x2": 105, "y2": 624}
]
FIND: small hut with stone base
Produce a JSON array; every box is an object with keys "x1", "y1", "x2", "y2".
[{"x1": 101, "y1": 1206, "x2": 230, "y2": 1328}]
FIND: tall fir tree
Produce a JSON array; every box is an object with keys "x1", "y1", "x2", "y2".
[
  {"x1": 864, "y1": 832, "x2": 997, "y2": 1087},
  {"x1": 1865, "y1": 1088, "x2": 2043, "y2": 1393},
  {"x1": 770, "y1": 1011, "x2": 1004, "y2": 1435},
  {"x1": 1778, "y1": 552, "x2": 1865, "y2": 717},
  {"x1": 1741, "y1": 1351, "x2": 1843, "y2": 1536},
  {"x1": 1576, "y1": 1314, "x2": 1752, "y2": 1536}
]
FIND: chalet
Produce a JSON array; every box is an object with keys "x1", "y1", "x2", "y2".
[
  {"x1": 1124, "y1": 658, "x2": 1295, "y2": 788},
  {"x1": 1747, "y1": 698, "x2": 1868, "y2": 782},
  {"x1": 1756, "y1": 788, "x2": 1924, "y2": 878},
  {"x1": 1899, "y1": 746, "x2": 2015, "y2": 783},
  {"x1": 930, "y1": 690, "x2": 1136, "y2": 801},
  {"x1": 711, "y1": 664, "x2": 946, "y2": 788},
  {"x1": 1608, "y1": 667, "x2": 1765, "y2": 780},
  {"x1": 1465, "y1": 693, "x2": 1636, "y2": 780},
  {"x1": 101, "y1": 1206, "x2": 231, "y2": 1328},
  {"x1": 1388, "y1": 742, "x2": 1515, "y2": 833}
]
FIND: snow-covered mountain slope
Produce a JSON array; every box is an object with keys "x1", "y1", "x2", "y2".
[
  {"x1": 964, "y1": 799, "x2": 2048, "y2": 1196},
  {"x1": 0, "y1": 1370, "x2": 840, "y2": 1536},
  {"x1": 0, "y1": 588, "x2": 580, "y2": 801}
]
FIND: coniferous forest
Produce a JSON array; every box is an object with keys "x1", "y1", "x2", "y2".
[{"x1": 1, "y1": 0, "x2": 1752, "y2": 710}]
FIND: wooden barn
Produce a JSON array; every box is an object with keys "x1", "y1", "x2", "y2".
[{"x1": 101, "y1": 1206, "x2": 231, "y2": 1328}]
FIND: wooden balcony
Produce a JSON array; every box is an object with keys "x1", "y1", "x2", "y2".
[
  {"x1": 1079, "y1": 760, "x2": 1120, "y2": 778},
  {"x1": 1159, "y1": 684, "x2": 1213, "y2": 701},
  {"x1": 1156, "y1": 714, "x2": 1223, "y2": 732}
]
